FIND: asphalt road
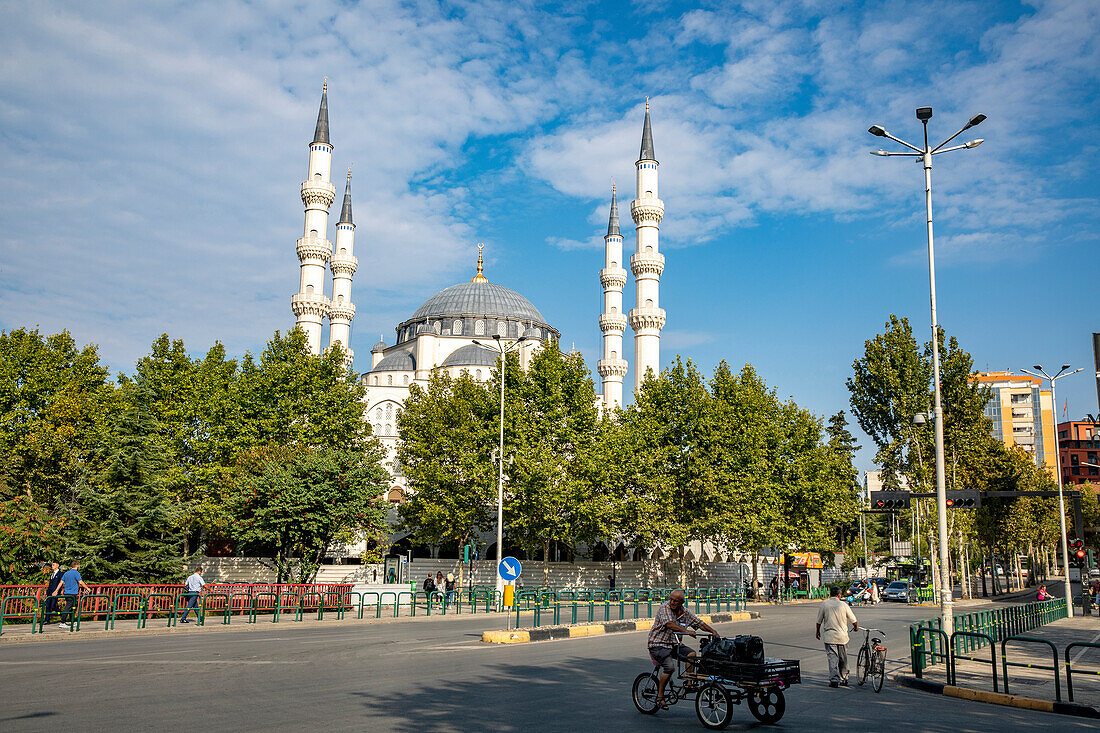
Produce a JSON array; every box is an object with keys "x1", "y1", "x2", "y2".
[{"x1": 0, "y1": 601, "x2": 1089, "y2": 732}]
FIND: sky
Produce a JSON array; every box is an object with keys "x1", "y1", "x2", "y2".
[{"x1": 1, "y1": 0, "x2": 1098, "y2": 472}]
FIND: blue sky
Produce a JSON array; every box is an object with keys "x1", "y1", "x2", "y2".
[{"x1": 2, "y1": 0, "x2": 1098, "y2": 471}]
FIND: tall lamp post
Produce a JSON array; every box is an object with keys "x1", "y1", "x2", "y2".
[
  {"x1": 1022, "y1": 364, "x2": 1083, "y2": 616},
  {"x1": 868, "y1": 106, "x2": 986, "y2": 636},
  {"x1": 473, "y1": 334, "x2": 528, "y2": 602}
]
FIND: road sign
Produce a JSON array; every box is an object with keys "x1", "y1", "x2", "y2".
[{"x1": 498, "y1": 556, "x2": 522, "y2": 581}]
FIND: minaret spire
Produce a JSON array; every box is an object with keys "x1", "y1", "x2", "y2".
[
  {"x1": 629, "y1": 99, "x2": 665, "y2": 392},
  {"x1": 313, "y1": 79, "x2": 331, "y2": 146},
  {"x1": 597, "y1": 184, "x2": 628, "y2": 410},
  {"x1": 292, "y1": 81, "x2": 336, "y2": 355},
  {"x1": 471, "y1": 243, "x2": 488, "y2": 283},
  {"x1": 338, "y1": 168, "x2": 353, "y2": 225}
]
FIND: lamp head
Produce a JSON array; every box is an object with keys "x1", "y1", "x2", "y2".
[
  {"x1": 913, "y1": 413, "x2": 927, "y2": 426},
  {"x1": 1032, "y1": 364, "x2": 1043, "y2": 371},
  {"x1": 915, "y1": 107, "x2": 933, "y2": 121},
  {"x1": 868, "y1": 125, "x2": 887, "y2": 137},
  {"x1": 965, "y1": 113, "x2": 987, "y2": 129},
  {"x1": 964, "y1": 139, "x2": 984, "y2": 148},
  {"x1": 1061, "y1": 364, "x2": 1071, "y2": 371},
  {"x1": 493, "y1": 334, "x2": 501, "y2": 341},
  {"x1": 871, "y1": 149, "x2": 890, "y2": 156},
  {"x1": 517, "y1": 336, "x2": 528, "y2": 344}
]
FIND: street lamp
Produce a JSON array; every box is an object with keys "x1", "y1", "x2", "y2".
[
  {"x1": 868, "y1": 106, "x2": 987, "y2": 636},
  {"x1": 1021, "y1": 363, "x2": 1083, "y2": 616},
  {"x1": 473, "y1": 333, "x2": 528, "y2": 603}
]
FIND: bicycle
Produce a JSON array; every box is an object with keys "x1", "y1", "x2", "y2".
[{"x1": 855, "y1": 627, "x2": 887, "y2": 692}]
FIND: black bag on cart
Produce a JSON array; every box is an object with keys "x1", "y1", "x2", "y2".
[
  {"x1": 732, "y1": 634, "x2": 765, "y2": 665},
  {"x1": 700, "y1": 634, "x2": 766, "y2": 669}
]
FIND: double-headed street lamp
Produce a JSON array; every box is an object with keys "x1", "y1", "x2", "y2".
[
  {"x1": 868, "y1": 107, "x2": 986, "y2": 636},
  {"x1": 1022, "y1": 363, "x2": 1083, "y2": 616},
  {"x1": 472, "y1": 333, "x2": 528, "y2": 601}
]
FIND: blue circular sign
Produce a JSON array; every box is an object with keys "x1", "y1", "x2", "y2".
[{"x1": 498, "y1": 556, "x2": 522, "y2": 580}]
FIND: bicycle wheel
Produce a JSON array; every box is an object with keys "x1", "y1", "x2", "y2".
[
  {"x1": 871, "y1": 650, "x2": 886, "y2": 692},
  {"x1": 695, "y1": 682, "x2": 733, "y2": 730},
  {"x1": 856, "y1": 645, "x2": 869, "y2": 685},
  {"x1": 632, "y1": 672, "x2": 661, "y2": 714},
  {"x1": 748, "y1": 688, "x2": 785, "y2": 724}
]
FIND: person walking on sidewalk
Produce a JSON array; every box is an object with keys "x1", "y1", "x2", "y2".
[
  {"x1": 816, "y1": 586, "x2": 858, "y2": 687},
  {"x1": 179, "y1": 567, "x2": 206, "y2": 623},
  {"x1": 41, "y1": 562, "x2": 63, "y2": 624}
]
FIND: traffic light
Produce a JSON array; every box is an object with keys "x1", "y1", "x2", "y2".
[
  {"x1": 945, "y1": 489, "x2": 981, "y2": 509},
  {"x1": 462, "y1": 544, "x2": 471, "y2": 563},
  {"x1": 1069, "y1": 538, "x2": 1086, "y2": 568},
  {"x1": 869, "y1": 491, "x2": 910, "y2": 510}
]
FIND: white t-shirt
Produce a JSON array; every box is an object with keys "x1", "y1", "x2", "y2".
[
  {"x1": 185, "y1": 573, "x2": 206, "y2": 592},
  {"x1": 816, "y1": 597, "x2": 857, "y2": 645}
]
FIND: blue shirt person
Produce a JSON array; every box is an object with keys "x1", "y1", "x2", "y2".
[{"x1": 54, "y1": 561, "x2": 90, "y2": 629}]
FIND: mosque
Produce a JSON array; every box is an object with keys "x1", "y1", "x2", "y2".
[{"x1": 289, "y1": 84, "x2": 666, "y2": 501}]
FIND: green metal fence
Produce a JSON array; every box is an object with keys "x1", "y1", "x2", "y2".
[{"x1": 910, "y1": 597, "x2": 1068, "y2": 677}]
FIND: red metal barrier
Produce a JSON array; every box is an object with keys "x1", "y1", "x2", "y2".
[{"x1": 0, "y1": 582, "x2": 354, "y2": 623}]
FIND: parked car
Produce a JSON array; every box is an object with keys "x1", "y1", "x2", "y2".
[{"x1": 883, "y1": 580, "x2": 910, "y2": 602}]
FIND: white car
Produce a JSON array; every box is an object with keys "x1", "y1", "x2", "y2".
[{"x1": 883, "y1": 581, "x2": 910, "y2": 602}]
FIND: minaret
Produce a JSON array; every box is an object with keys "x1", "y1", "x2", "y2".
[
  {"x1": 597, "y1": 185, "x2": 628, "y2": 410},
  {"x1": 291, "y1": 80, "x2": 336, "y2": 354},
  {"x1": 328, "y1": 168, "x2": 358, "y2": 365},
  {"x1": 629, "y1": 99, "x2": 665, "y2": 391}
]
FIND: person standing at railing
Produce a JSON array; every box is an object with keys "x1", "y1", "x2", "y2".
[
  {"x1": 55, "y1": 560, "x2": 89, "y2": 629},
  {"x1": 179, "y1": 567, "x2": 206, "y2": 624},
  {"x1": 445, "y1": 573, "x2": 456, "y2": 605},
  {"x1": 41, "y1": 562, "x2": 63, "y2": 624}
]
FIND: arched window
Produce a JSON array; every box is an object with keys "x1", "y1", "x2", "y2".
[
  {"x1": 453, "y1": 319, "x2": 462, "y2": 334},
  {"x1": 496, "y1": 321, "x2": 506, "y2": 337},
  {"x1": 315, "y1": 172, "x2": 322, "y2": 181},
  {"x1": 611, "y1": 260, "x2": 618, "y2": 268},
  {"x1": 645, "y1": 190, "x2": 652, "y2": 198},
  {"x1": 339, "y1": 247, "x2": 346, "y2": 256},
  {"x1": 387, "y1": 375, "x2": 393, "y2": 385},
  {"x1": 386, "y1": 404, "x2": 393, "y2": 419},
  {"x1": 385, "y1": 424, "x2": 392, "y2": 436},
  {"x1": 611, "y1": 350, "x2": 617, "y2": 359},
  {"x1": 374, "y1": 423, "x2": 381, "y2": 434},
  {"x1": 403, "y1": 375, "x2": 409, "y2": 385},
  {"x1": 646, "y1": 245, "x2": 653, "y2": 253},
  {"x1": 646, "y1": 298, "x2": 653, "y2": 308},
  {"x1": 306, "y1": 284, "x2": 314, "y2": 294},
  {"x1": 611, "y1": 306, "x2": 617, "y2": 313},
  {"x1": 373, "y1": 376, "x2": 378, "y2": 385},
  {"x1": 310, "y1": 229, "x2": 318, "y2": 237},
  {"x1": 476, "y1": 369, "x2": 482, "y2": 380},
  {"x1": 336, "y1": 294, "x2": 343, "y2": 303},
  {"x1": 475, "y1": 320, "x2": 485, "y2": 336},
  {"x1": 375, "y1": 408, "x2": 383, "y2": 420}
]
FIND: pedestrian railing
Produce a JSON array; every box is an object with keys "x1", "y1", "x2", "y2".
[
  {"x1": 1064, "y1": 642, "x2": 1100, "y2": 703},
  {"x1": 910, "y1": 598, "x2": 1071, "y2": 699}
]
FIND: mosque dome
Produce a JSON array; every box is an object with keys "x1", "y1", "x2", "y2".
[{"x1": 440, "y1": 344, "x2": 499, "y2": 368}]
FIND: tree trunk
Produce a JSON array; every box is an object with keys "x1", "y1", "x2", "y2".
[{"x1": 543, "y1": 539, "x2": 551, "y2": 586}]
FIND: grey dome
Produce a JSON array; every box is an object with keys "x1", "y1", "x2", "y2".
[
  {"x1": 441, "y1": 344, "x2": 498, "y2": 369},
  {"x1": 372, "y1": 351, "x2": 415, "y2": 372},
  {"x1": 522, "y1": 327, "x2": 542, "y2": 339},
  {"x1": 371, "y1": 340, "x2": 387, "y2": 353},
  {"x1": 411, "y1": 281, "x2": 549, "y2": 323}
]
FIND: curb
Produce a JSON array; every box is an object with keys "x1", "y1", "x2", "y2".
[
  {"x1": 894, "y1": 675, "x2": 1100, "y2": 719},
  {"x1": 481, "y1": 611, "x2": 760, "y2": 644}
]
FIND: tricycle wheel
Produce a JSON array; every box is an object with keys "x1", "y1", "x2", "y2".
[
  {"x1": 748, "y1": 688, "x2": 785, "y2": 724},
  {"x1": 695, "y1": 682, "x2": 733, "y2": 730},
  {"x1": 632, "y1": 672, "x2": 661, "y2": 715}
]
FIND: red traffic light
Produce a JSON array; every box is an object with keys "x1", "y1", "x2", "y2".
[
  {"x1": 875, "y1": 500, "x2": 885, "y2": 509},
  {"x1": 1076, "y1": 549, "x2": 1086, "y2": 559},
  {"x1": 945, "y1": 498, "x2": 954, "y2": 507}
]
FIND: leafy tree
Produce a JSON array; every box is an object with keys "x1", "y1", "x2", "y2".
[
  {"x1": 0, "y1": 493, "x2": 67, "y2": 584},
  {"x1": 228, "y1": 445, "x2": 389, "y2": 583},
  {"x1": 64, "y1": 390, "x2": 185, "y2": 583},
  {"x1": 504, "y1": 341, "x2": 608, "y2": 582},
  {"x1": 395, "y1": 370, "x2": 497, "y2": 555}
]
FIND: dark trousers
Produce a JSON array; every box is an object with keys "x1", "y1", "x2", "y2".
[
  {"x1": 60, "y1": 595, "x2": 77, "y2": 623},
  {"x1": 180, "y1": 593, "x2": 200, "y2": 622},
  {"x1": 42, "y1": 595, "x2": 59, "y2": 623}
]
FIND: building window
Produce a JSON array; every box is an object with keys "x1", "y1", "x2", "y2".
[
  {"x1": 403, "y1": 375, "x2": 409, "y2": 385},
  {"x1": 646, "y1": 245, "x2": 653, "y2": 253},
  {"x1": 646, "y1": 298, "x2": 653, "y2": 308},
  {"x1": 387, "y1": 375, "x2": 393, "y2": 386},
  {"x1": 611, "y1": 350, "x2": 617, "y2": 359},
  {"x1": 476, "y1": 369, "x2": 482, "y2": 380},
  {"x1": 375, "y1": 408, "x2": 383, "y2": 420},
  {"x1": 497, "y1": 321, "x2": 507, "y2": 337},
  {"x1": 386, "y1": 404, "x2": 393, "y2": 419},
  {"x1": 306, "y1": 284, "x2": 314, "y2": 294},
  {"x1": 385, "y1": 424, "x2": 392, "y2": 436},
  {"x1": 373, "y1": 376, "x2": 378, "y2": 385},
  {"x1": 475, "y1": 320, "x2": 485, "y2": 336},
  {"x1": 374, "y1": 423, "x2": 381, "y2": 434}
]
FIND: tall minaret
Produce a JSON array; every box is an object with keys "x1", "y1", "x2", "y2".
[
  {"x1": 327, "y1": 168, "x2": 358, "y2": 365},
  {"x1": 629, "y1": 99, "x2": 666, "y2": 391},
  {"x1": 291, "y1": 81, "x2": 336, "y2": 354},
  {"x1": 597, "y1": 185, "x2": 628, "y2": 410}
]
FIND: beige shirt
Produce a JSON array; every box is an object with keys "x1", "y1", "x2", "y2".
[{"x1": 816, "y1": 597, "x2": 857, "y2": 645}]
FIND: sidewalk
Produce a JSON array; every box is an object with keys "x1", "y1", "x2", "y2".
[{"x1": 920, "y1": 615, "x2": 1100, "y2": 707}]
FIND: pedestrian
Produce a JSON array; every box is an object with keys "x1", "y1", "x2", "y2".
[
  {"x1": 423, "y1": 574, "x2": 436, "y2": 598},
  {"x1": 444, "y1": 573, "x2": 456, "y2": 605},
  {"x1": 41, "y1": 562, "x2": 63, "y2": 624},
  {"x1": 1036, "y1": 584, "x2": 1050, "y2": 601},
  {"x1": 56, "y1": 560, "x2": 90, "y2": 629},
  {"x1": 608, "y1": 574, "x2": 616, "y2": 591},
  {"x1": 179, "y1": 567, "x2": 205, "y2": 624},
  {"x1": 816, "y1": 586, "x2": 858, "y2": 687},
  {"x1": 870, "y1": 580, "x2": 880, "y2": 605},
  {"x1": 769, "y1": 575, "x2": 779, "y2": 603},
  {"x1": 1091, "y1": 579, "x2": 1099, "y2": 614}
]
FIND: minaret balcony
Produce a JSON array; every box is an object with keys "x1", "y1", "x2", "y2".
[
  {"x1": 330, "y1": 254, "x2": 358, "y2": 276},
  {"x1": 630, "y1": 252, "x2": 665, "y2": 276},
  {"x1": 597, "y1": 358, "x2": 629, "y2": 378},
  {"x1": 291, "y1": 292, "x2": 330, "y2": 319},
  {"x1": 600, "y1": 267, "x2": 628, "y2": 289},
  {"x1": 599, "y1": 313, "x2": 628, "y2": 332},
  {"x1": 328, "y1": 302, "x2": 357, "y2": 322},
  {"x1": 630, "y1": 199, "x2": 664, "y2": 224},
  {"x1": 297, "y1": 237, "x2": 332, "y2": 263},
  {"x1": 629, "y1": 306, "x2": 666, "y2": 331},
  {"x1": 301, "y1": 179, "x2": 336, "y2": 208}
]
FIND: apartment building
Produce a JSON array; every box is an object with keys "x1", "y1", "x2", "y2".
[{"x1": 971, "y1": 371, "x2": 1056, "y2": 474}]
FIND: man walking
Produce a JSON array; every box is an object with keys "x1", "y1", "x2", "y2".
[
  {"x1": 179, "y1": 567, "x2": 206, "y2": 624},
  {"x1": 56, "y1": 560, "x2": 90, "y2": 629},
  {"x1": 816, "y1": 586, "x2": 858, "y2": 687},
  {"x1": 41, "y1": 562, "x2": 63, "y2": 624}
]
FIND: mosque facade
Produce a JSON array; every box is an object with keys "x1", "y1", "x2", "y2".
[{"x1": 289, "y1": 85, "x2": 664, "y2": 499}]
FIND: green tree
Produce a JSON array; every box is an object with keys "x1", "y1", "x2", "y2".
[
  {"x1": 65, "y1": 391, "x2": 185, "y2": 583},
  {"x1": 228, "y1": 445, "x2": 389, "y2": 583},
  {"x1": 395, "y1": 370, "x2": 497, "y2": 554},
  {"x1": 0, "y1": 493, "x2": 67, "y2": 584}
]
